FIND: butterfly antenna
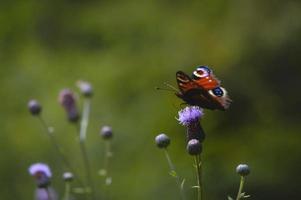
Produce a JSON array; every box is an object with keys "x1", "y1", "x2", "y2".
[
  {"x1": 156, "y1": 82, "x2": 179, "y2": 93},
  {"x1": 163, "y1": 82, "x2": 179, "y2": 92}
]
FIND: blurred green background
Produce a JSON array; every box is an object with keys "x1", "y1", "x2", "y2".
[{"x1": 1, "y1": 0, "x2": 300, "y2": 199}]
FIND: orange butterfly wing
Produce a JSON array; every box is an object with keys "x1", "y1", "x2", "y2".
[{"x1": 176, "y1": 67, "x2": 232, "y2": 110}]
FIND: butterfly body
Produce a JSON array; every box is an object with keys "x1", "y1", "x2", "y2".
[{"x1": 176, "y1": 66, "x2": 231, "y2": 110}]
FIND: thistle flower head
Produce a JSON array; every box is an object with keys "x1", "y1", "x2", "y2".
[
  {"x1": 59, "y1": 89, "x2": 79, "y2": 122},
  {"x1": 29, "y1": 163, "x2": 52, "y2": 178},
  {"x1": 177, "y1": 106, "x2": 204, "y2": 126},
  {"x1": 29, "y1": 163, "x2": 52, "y2": 188},
  {"x1": 77, "y1": 80, "x2": 93, "y2": 97},
  {"x1": 100, "y1": 125, "x2": 113, "y2": 139},
  {"x1": 187, "y1": 139, "x2": 202, "y2": 155},
  {"x1": 28, "y1": 99, "x2": 42, "y2": 115},
  {"x1": 155, "y1": 133, "x2": 170, "y2": 148},
  {"x1": 236, "y1": 164, "x2": 250, "y2": 176}
]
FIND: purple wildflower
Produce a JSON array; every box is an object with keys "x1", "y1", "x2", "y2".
[
  {"x1": 177, "y1": 106, "x2": 205, "y2": 142},
  {"x1": 59, "y1": 89, "x2": 79, "y2": 122},
  {"x1": 177, "y1": 106, "x2": 204, "y2": 126},
  {"x1": 29, "y1": 163, "x2": 52, "y2": 178},
  {"x1": 29, "y1": 163, "x2": 52, "y2": 188}
]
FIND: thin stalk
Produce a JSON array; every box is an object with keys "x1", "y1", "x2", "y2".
[
  {"x1": 63, "y1": 182, "x2": 71, "y2": 200},
  {"x1": 194, "y1": 155, "x2": 202, "y2": 200},
  {"x1": 78, "y1": 98, "x2": 96, "y2": 200},
  {"x1": 37, "y1": 116, "x2": 84, "y2": 187},
  {"x1": 103, "y1": 140, "x2": 112, "y2": 180},
  {"x1": 101, "y1": 140, "x2": 112, "y2": 199},
  {"x1": 235, "y1": 176, "x2": 245, "y2": 200},
  {"x1": 163, "y1": 149, "x2": 186, "y2": 200}
]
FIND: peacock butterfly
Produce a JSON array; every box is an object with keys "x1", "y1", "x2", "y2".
[{"x1": 176, "y1": 66, "x2": 231, "y2": 110}]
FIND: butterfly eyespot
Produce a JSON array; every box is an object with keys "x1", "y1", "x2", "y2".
[
  {"x1": 197, "y1": 66, "x2": 211, "y2": 74},
  {"x1": 209, "y1": 87, "x2": 226, "y2": 97},
  {"x1": 193, "y1": 67, "x2": 210, "y2": 79}
]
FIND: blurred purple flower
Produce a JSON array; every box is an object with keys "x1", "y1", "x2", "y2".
[
  {"x1": 29, "y1": 163, "x2": 52, "y2": 188},
  {"x1": 59, "y1": 89, "x2": 79, "y2": 122},
  {"x1": 29, "y1": 163, "x2": 52, "y2": 178}
]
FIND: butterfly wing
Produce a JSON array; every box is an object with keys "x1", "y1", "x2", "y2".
[
  {"x1": 176, "y1": 71, "x2": 200, "y2": 93},
  {"x1": 176, "y1": 67, "x2": 232, "y2": 110},
  {"x1": 191, "y1": 66, "x2": 232, "y2": 110},
  {"x1": 176, "y1": 71, "x2": 211, "y2": 107}
]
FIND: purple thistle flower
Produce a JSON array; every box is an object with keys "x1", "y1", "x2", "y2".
[
  {"x1": 59, "y1": 89, "x2": 79, "y2": 122},
  {"x1": 177, "y1": 106, "x2": 206, "y2": 142},
  {"x1": 29, "y1": 163, "x2": 52, "y2": 178},
  {"x1": 177, "y1": 106, "x2": 204, "y2": 126},
  {"x1": 29, "y1": 163, "x2": 52, "y2": 188}
]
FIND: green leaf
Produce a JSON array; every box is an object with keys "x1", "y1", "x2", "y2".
[
  {"x1": 239, "y1": 192, "x2": 245, "y2": 198},
  {"x1": 227, "y1": 196, "x2": 234, "y2": 200},
  {"x1": 243, "y1": 194, "x2": 251, "y2": 198},
  {"x1": 180, "y1": 179, "x2": 186, "y2": 190},
  {"x1": 169, "y1": 170, "x2": 177, "y2": 177}
]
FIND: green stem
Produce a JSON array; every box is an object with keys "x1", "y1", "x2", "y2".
[
  {"x1": 164, "y1": 149, "x2": 186, "y2": 200},
  {"x1": 37, "y1": 116, "x2": 84, "y2": 187},
  {"x1": 78, "y1": 98, "x2": 96, "y2": 200},
  {"x1": 103, "y1": 140, "x2": 112, "y2": 180},
  {"x1": 194, "y1": 155, "x2": 202, "y2": 200},
  {"x1": 64, "y1": 182, "x2": 71, "y2": 200},
  {"x1": 235, "y1": 176, "x2": 245, "y2": 200}
]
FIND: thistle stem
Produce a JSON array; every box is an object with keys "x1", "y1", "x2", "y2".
[
  {"x1": 37, "y1": 116, "x2": 84, "y2": 187},
  {"x1": 163, "y1": 149, "x2": 186, "y2": 200},
  {"x1": 103, "y1": 140, "x2": 112, "y2": 180},
  {"x1": 63, "y1": 182, "x2": 71, "y2": 200},
  {"x1": 235, "y1": 176, "x2": 245, "y2": 200},
  {"x1": 194, "y1": 155, "x2": 202, "y2": 200},
  {"x1": 78, "y1": 98, "x2": 96, "y2": 200}
]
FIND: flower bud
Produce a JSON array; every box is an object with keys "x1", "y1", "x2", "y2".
[
  {"x1": 100, "y1": 126, "x2": 113, "y2": 139},
  {"x1": 187, "y1": 139, "x2": 202, "y2": 155},
  {"x1": 28, "y1": 100, "x2": 42, "y2": 116},
  {"x1": 77, "y1": 80, "x2": 93, "y2": 97},
  {"x1": 63, "y1": 172, "x2": 74, "y2": 182},
  {"x1": 236, "y1": 164, "x2": 250, "y2": 176},
  {"x1": 155, "y1": 133, "x2": 170, "y2": 148}
]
